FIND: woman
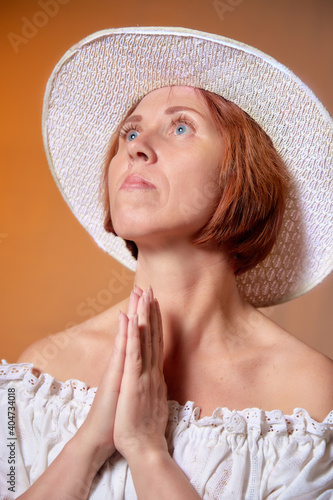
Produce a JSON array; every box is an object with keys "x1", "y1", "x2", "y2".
[{"x1": 1, "y1": 27, "x2": 332, "y2": 499}]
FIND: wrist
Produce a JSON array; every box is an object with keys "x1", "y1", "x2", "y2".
[
  {"x1": 69, "y1": 427, "x2": 115, "y2": 471},
  {"x1": 124, "y1": 438, "x2": 169, "y2": 469}
]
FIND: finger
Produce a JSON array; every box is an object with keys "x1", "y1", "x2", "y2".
[
  {"x1": 127, "y1": 290, "x2": 140, "y2": 319},
  {"x1": 137, "y1": 293, "x2": 152, "y2": 372},
  {"x1": 123, "y1": 314, "x2": 142, "y2": 378},
  {"x1": 133, "y1": 285, "x2": 143, "y2": 296},
  {"x1": 151, "y1": 299, "x2": 160, "y2": 368},
  {"x1": 155, "y1": 300, "x2": 164, "y2": 373},
  {"x1": 99, "y1": 311, "x2": 128, "y2": 394}
]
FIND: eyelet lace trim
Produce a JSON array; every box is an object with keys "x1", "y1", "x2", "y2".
[
  {"x1": 2, "y1": 360, "x2": 332, "y2": 435},
  {"x1": 167, "y1": 400, "x2": 333, "y2": 436}
]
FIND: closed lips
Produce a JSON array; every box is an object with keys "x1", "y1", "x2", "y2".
[{"x1": 121, "y1": 174, "x2": 156, "y2": 188}]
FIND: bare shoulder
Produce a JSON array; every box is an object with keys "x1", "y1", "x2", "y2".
[
  {"x1": 259, "y1": 313, "x2": 333, "y2": 421},
  {"x1": 288, "y1": 340, "x2": 333, "y2": 419},
  {"x1": 16, "y1": 296, "x2": 129, "y2": 386}
]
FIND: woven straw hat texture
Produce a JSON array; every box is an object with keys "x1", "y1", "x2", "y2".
[{"x1": 42, "y1": 27, "x2": 333, "y2": 307}]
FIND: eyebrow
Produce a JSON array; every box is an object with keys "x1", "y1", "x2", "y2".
[{"x1": 120, "y1": 106, "x2": 204, "y2": 127}]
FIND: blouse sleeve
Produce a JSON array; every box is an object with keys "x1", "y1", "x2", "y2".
[
  {"x1": 261, "y1": 423, "x2": 333, "y2": 499},
  {"x1": 0, "y1": 373, "x2": 32, "y2": 498},
  {"x1": 166, "y1": 403, "x2": 333, "y2": 499},
  {"x1": 0, "y1": 361, "x2": 93, "y2": 499}
]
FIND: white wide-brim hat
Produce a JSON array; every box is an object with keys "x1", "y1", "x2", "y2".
[{"x1": 42, "y1": 26, "x2": 333, "y2": 307}]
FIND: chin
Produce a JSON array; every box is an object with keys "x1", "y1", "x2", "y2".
[
  {"x1": 112, "y1": 212, "x2": 159, "y2": 238},
  {"x1": 112, "y1": 223, "x2": 143, "y2": 242}
]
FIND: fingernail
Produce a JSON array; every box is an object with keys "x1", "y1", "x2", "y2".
[{"x1": 133, "y1": 285, "x2": 142, "y2": 295}]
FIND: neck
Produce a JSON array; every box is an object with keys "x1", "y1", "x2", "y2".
[{"x1": 133, "y1": 241, "x2": 253, "y2": 360}]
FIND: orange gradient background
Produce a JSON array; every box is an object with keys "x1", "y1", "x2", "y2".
[{"x1": 1, "y1": 0, "x2": 332, "y2": 363}]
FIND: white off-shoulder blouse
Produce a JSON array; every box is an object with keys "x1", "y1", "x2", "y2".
[{"x1": 0, "y1": 360, "x2": 332, "y2": 499}]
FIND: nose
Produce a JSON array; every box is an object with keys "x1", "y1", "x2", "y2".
[{"x1": 126, "y1": 132, "x2": 158, "y2": 166}]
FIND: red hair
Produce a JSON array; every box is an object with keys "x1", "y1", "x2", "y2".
[{"x1": 101, "y1": 88, "x2": 289, "y2": 275}]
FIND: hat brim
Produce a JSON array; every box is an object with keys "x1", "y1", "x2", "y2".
[{"x1": 42, "y1": 26, "x2": 333, "y2": 307}]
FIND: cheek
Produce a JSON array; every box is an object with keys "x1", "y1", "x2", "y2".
[
  {"x1": 201, "y1": 166, "x2": 221, "y2": 207},
  {"x1": 168, "y1": 171, "x2": 219, "y2": 229},
  {"x1": 176, "y1": 150, "x2": 221, "y2": 208},
  {"x1": 180, "y1": 178, "x2": 219, "y2": 225},
  {"x1": 199, "y1": 146, "x2": 223, "y2": 204},
  {"x1": 107, "y1": 155, "x2": 123, "y2": 201},
  {"x1": 107, "y1": 173, "x2": 115, "y2": 212}
]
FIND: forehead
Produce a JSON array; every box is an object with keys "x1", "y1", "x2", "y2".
[{"x1": 133, "y1": 85, "x2": 208, "y2": 113}]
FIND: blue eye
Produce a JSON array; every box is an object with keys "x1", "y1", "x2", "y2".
[
  {"x1": 119, "y1": 123, "x2": 140, "y2": 141},
  {"x1": 128, "y1": 130, "x2": 139, "y2": 141},
  {"x1": 172, "y1": 115, "x2": 195, "y2": 136},
  {"x1": 175, "y1": 124, "x2": 187, "y2": 135}
]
